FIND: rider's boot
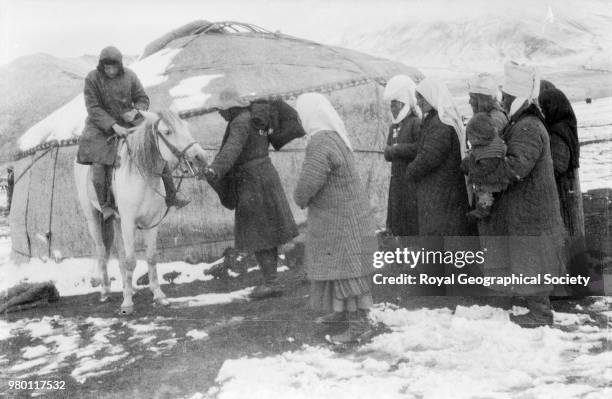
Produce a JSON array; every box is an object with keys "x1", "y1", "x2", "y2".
[
  {"x1": 162, "y1": 163, "x2": 190, "y2": 209},
  {"x1": 92, "y1": 163, "x2": 115, "y2": 221}
]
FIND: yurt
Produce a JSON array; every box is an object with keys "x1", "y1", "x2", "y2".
[{"x1": 10, "y1": 21, "x2": 423, "y2": 262}]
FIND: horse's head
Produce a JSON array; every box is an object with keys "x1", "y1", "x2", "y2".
[{"x1": 131, "y1": 111, "x2": 208, "y2": 176}]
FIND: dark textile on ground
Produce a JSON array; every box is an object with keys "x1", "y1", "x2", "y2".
[
  {"x1": 77, "y1": 47, "x2": 149, "y2": 166},
  {"x1": 0, "y1": 282, "x2": 60, "y2": 313},
  {"x1": 208, "y1": 109, "x2": 298, "y2": 252},
  {"x1": 478, "y1": 104, "x2": 566, "y2": 295},
  {"x1": 384, "y1": 114, "x2": 421, "y2": 236},
  {"x1": 404, "y1": 110, "x2": 470, "y2": 236}
]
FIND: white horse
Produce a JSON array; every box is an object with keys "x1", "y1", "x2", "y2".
[{"x1": 75, "y1": 110, "x2": 208, "y2": 315}]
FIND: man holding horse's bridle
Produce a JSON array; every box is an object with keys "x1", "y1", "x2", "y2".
[{"x1": 77, "y1": 46, "x2": 189, "y2": 220}]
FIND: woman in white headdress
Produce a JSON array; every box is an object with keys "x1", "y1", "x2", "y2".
[
  {"x1": 383, "y1": 75, "x2": 422, "y2": 237},
  {"x1": 406, "y1": 78, "x2": 471, "y2": 237},
  {"x1": 484, "y1": 61, "x2": 566, "y2": 328},
  {"x1": 293, "y1": 92, "x2": 375, "y2": 344}
]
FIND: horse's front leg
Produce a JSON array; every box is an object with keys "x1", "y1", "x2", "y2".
[
  {"x1": 118, "y1": 219, "x2": 137, "y2": 315},
  {"x1": 143, "y1": 227, "x2": 169, "y2": 306}
]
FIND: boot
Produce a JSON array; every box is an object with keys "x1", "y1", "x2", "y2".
[
  {"x1": 162, "y1": 164, "x2": 190, "y2": 209},
  {"x1": 250, "y1": 278, "x2": 283, "y2": 299},
  {"x1": 466, "y1": 203, "x2": 491, "y2": 221},
  {"x1": 509, "y1": 296, "x2": 553, "y2": 328},
  {"x1": 315, "y1": 311, "x2": 348, "y2": 325},
  {"x1": 251, "y1": 248, "x2": 283, "y2": 300},
  {"x1": 92, "y1": 164, "x2": 116, "y2": 221},
  {"x1": 331, "y1": 309, "x2": 374, "y2": 344}
]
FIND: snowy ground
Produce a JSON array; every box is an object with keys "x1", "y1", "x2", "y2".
[{"x1": 192, "y1": 301, "x2": 612, "y2": 399}]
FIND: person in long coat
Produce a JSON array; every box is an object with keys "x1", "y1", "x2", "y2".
[
  {"x1": 407, "y1": 78, "x2": 471, "y2": 237},
  {"x1": 488, "y1": 61, "x2": 566, "y2": 327},
  {"x1": 77, "y1": 46, "x2": 187, "y2": 220},
  {"x1": 293, "y1": 92, "x2": 375, "y2": 344},
  {"x1": 539, "y1": 87, "x2": 582, "y2": 236},
  {"x1": 203, "y1": 88, "x2": 299, "y2": 299},
  {"x1": 383, "y1": 75, "x2": 421, "y2": 238}
]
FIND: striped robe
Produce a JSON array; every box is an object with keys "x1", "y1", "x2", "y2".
[{"x1": 294, "y1": 130, "x2": 375, "y2": 281}]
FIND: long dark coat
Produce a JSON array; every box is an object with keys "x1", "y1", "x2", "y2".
[
  {"x1": 294, "y1": 131, "x2": 375, "y2": 280},
  {"x1": 405, "y1": 110, "x2": 470, "y2": 236},
  {"x1": 77, "y1": 47, "x2": 149, "y2": 166},
  {"x1": 479, "y1": 105, "x2": 566, "y2": 295},
  {"x1": 209, "y1": 109, "x2": 298, "y2": 252},
  {"x1": 384, "y1": 115, "x2": 420, "y2": 236}
]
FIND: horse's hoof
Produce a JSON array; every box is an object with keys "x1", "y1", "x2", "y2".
[
  {"x1": 119, "y1": 306, "x2": 134, "y2": 316},
  {"x1": 154, "y1": 298, "x2": 170, "y2": 307},
  {"x1": 90, "y1": 278, "x2": 101, "y2": 287}
]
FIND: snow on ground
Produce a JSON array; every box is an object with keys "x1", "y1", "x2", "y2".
[
  {"x1": 196, "y1": 303, "x2": 611, "y2": 399},
  {"x1": 0, "y1": 314, "x2": 246, "y2": 384},
  {"x1": 168, "y1": 287, "x2": 254, "y2": 308},
  {"x1": 0, "y1": 236, "x2": 286, "y2": 299}
]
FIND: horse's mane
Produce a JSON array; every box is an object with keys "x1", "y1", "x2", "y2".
[{"x1": 125, "y1": 110, "x2": 183, "y2": 177}]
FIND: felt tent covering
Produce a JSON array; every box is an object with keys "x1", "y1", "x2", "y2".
[{"x1": 10, "y1": 21, "x2": 423, "y2": 262}]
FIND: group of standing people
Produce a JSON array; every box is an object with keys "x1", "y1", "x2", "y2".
[
  {"x1": 383, "y1": 62, "x2": 580, "y2": 327},
  {"x1": 79, "y1": 44, "x2": 580, "y2": 342}
]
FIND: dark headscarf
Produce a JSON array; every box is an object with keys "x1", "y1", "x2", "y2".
[
  {"x1": 539, "y1": 79, "x2": 556, "y2": 94},
  {"x1": 539, "y1": 88, "x2": 579, "y2": 171}
]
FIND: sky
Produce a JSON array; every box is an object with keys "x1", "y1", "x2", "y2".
[
  {"x1": 0, "y1": 0, "x2": 582, "y2": 66},
  {"x1": 0, "y1": 0, "x2": 395, "y2": 65}
]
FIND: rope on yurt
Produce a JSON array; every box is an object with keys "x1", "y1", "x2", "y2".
[
  {"x1": 47, "y1": 147, "x2": 60, "y2": 258},
  {"x1": 13, "y1": 148, "x2": 53, "y2": 185}
]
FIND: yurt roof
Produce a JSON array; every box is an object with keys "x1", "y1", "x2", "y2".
[{"x1": 17, "y1": 20, "x2": 422, "y2": 154}]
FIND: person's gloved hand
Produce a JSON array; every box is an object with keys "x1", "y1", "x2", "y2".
[
  {"x1": 122, "y1": 109, "x2": 139, "y2": 123},
  {"x1": 112, "y1": 124, "x2": 129, "y2": 138},
  {"x1": 384, "y1": 145, "x2": 394, "y2": 160},
  {"x1": 200, "y1": 167, "x2": 217, "y2": 181}
]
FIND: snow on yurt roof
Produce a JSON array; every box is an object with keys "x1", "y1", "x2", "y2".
[{"x1": 18, "y1": 20, "x2": 422, "y2": 151}]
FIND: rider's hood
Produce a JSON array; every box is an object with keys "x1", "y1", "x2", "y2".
[{"x1": 97, "y1": 46, "x2": 124, "y2": 75}]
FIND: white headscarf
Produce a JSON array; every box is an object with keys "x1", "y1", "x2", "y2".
[
  {"x1": 384, "y1": 75, "x2": 422, "y2": 123},
  {"x1": 467, "y1": 73, "x2": 499, "y2": 98},
  {"x1": 416, "y1": 78, "x2": 467, "y2": 159},
  {"x1": 503, "y1": 61, "x2": 540, "y2": 117},
  {"x1": 295, "y1": 92, "x2": 353, "y2": 151}
]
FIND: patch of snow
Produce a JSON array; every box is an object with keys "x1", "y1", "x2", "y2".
[
  {"x1": 0, "y1": 256, "x2": 220, "y2": 298},
  {"x1": 554, "y1": 312, "x2": 596, "y2": 326},
  {"x1": 168, "y1": 287, "x2": 254, "y2": 308},
  {"x1": 71, "y1": 353, "x2": 131, "y2": 384},
  {"x1": 206, "y1": 303, "x2": 611, "y2": 398},
  {"x1": 21, "y1": 345, "x2": 49, "y2": 359},
  {"x1": 130, "y1": 48, "x2": 181, "y2": 88},
  {"x1": 186, "y1": 329, "x2": 210, "y2": 340},
  {"x1": 169, "y1": 74, "x2": 224, "y2": 111}
]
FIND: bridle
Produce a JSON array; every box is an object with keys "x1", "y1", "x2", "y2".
[{"x1": 152, "y1": 115, "x2": 200, "y2": 179}]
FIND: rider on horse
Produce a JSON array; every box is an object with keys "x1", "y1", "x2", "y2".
[{"x1": 77, "y1": 46, "x2": 189, "y2": 220}]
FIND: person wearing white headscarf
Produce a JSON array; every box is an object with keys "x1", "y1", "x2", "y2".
[
  {"x1": 382, "y1": 75, "x2": 422, "y2": 237},
  {"x1": 293, "y1": 93, "x2": 375, "y2": 344},
  {"x1": 405, "y1": 78, "x2": 471, "y2": 238},
  {"x1": 481, "y1": 61, "x2": 566, "y2": 328}
]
